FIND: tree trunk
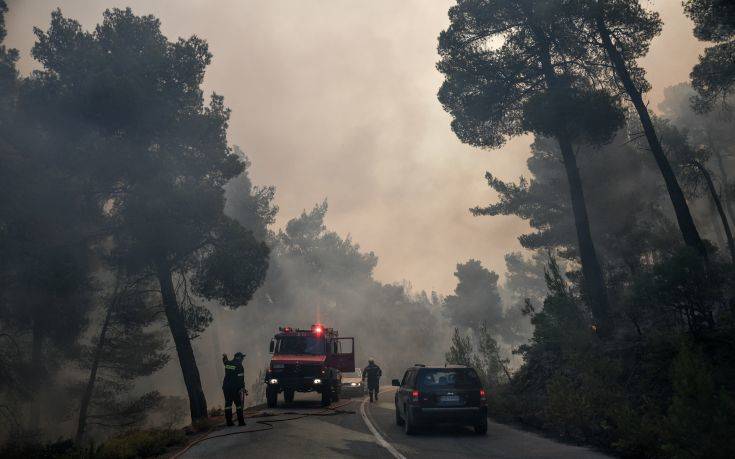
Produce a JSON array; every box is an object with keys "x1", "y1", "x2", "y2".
[
  {"x1": 596, "y1": 17, "x2": 707, "y2": 258},
  {"x1": 693, "y1": 161, "x2": 735, "y2": 262},
  {"x1": 557, "y1": 136, "x2": 611, "y2": 332},
  {"x1": 75, "y1": 306, "x2": 112, "y2": 444},
  {"x1": 156, "y1": 260, "x2": 208, "y2": 422},
  {"x1": 709, "y1": 198, "x2": 728, "y2": 249},
  {"x1": 527, "y1": 18, "x2": 611, "y2": 333}
]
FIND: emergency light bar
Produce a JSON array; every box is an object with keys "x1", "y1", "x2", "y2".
[{"x1": 277, "y1": 323, "x2": 338, "y2": 336}]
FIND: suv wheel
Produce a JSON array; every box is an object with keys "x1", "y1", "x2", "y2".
[
  {"x1": 474, "y1": 417, "x2": 488, "y2": 435},
  {"x1": 395, "y1": 404, "x2": 404, "y2": 426},
  {"x1": 266, "y1": 386, "x2": 278, "y2": 408},
  {"x1": 403, "y1": 406, "x2": 417, "y2": 435}
]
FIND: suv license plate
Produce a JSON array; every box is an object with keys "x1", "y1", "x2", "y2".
[{"x1": 440, "y1": 395, "x2": 460, "y2": 402}]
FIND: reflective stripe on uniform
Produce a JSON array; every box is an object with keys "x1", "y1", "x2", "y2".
[
  {"x1": 224, "y1": 365, "x2": 237, "y2": 370},
  {"x1": 237, "y1": 373, "x2": 244, "y2": 376}
]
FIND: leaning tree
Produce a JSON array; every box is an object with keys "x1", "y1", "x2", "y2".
[
  {"x1": 566, "y1": 0, "x2": 707, "y2": 257},
  {"x1": 437, "y1": 0, "x2": 627, "y2": 333},
  {"x1": 30, "y1": 8, "x2": 270, "y2": 421}
]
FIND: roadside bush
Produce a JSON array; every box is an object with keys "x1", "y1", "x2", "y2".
[
  {"x1": 659, "y1": 342, "x2": 735, "y2": 458},
  {"x1": 97, "y1": 429, "x2": 186, "y2": 459},
  {"x1": 0, "y1": 438, "x2": 93, "y2": 458},
  {"x1": 490, "y1": 249, "x2": 735, "y2": 457}
]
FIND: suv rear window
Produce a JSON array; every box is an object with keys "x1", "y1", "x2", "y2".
[{"x1": 417, "y1": 368, "x2": 481, "y2": 389}]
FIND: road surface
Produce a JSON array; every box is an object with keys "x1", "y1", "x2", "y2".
[{"x1": 181, "y1": 387, "x2": 610, "y2": 458}]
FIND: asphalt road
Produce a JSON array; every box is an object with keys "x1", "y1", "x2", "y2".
[{"x1": 181, "y1": 387, "x2": 610, "y2": 458}]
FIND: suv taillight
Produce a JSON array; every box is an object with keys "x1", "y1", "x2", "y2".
[
  {"x1": 411, "y1": 389, "x2": 420, "y2": 402},
  {"x1": 480, "y1": 388, "x2": 487, "y2": 402}
]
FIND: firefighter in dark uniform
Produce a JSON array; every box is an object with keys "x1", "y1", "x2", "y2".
[
  {"x1": 362, "y1": 358, "x2": 382, "y2": 403},
  {"x1": 222, "y1": 352, "x2": 248, "y2": 426}
]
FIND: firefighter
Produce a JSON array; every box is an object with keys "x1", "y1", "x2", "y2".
[
  {"x1": 222, "y1": 352, "x2": 248, "y2": 426},
  {"x1": 362, "y1": 358, "x2": 382, "y2": 403}
]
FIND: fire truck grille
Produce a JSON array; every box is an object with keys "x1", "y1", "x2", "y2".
[{"x1": 283, "y1": 364, "x2": 321, "y2": 377}]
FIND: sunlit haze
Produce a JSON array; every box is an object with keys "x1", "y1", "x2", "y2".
[{"x1": 5, "y1": 0, "x2": 705, "y2": 293}]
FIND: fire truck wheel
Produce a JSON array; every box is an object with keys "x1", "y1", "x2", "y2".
[
  {"x1": 321, "y1": 386, "x2": 332, "y2": 406},
  {"x1": 266, "y1": 386, "x2": 278, "y2": 408},
  {"x1": 284, "y1": 389, "x2": 295, "y2": 404}
]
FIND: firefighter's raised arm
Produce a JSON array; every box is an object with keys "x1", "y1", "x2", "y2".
[{"x1": 222, "y1": 353, "x2": 228, "y2": 364}]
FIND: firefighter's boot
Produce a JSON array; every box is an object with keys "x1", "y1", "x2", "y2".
[
  {"x1": 236, "y1": 406, "x2": 245, "y2": 426},
  {"x1": 225, "y1": 407, "x2": 234, "y2": 426}
]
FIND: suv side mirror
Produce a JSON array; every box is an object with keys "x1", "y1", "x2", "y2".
[
  {"x1": 391, "y1": 379, "x2": 400, "y2": 387},
  {"x1": 269, "y1": 340, "x2": 275, "y2": 353}
]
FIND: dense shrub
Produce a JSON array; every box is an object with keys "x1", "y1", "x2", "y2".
[
  {"x1": 492, "y1": 250, "x2": 735, "y2": 457},
  {"x1": 97, "y1": 429, "x2": 186, "y2": 459}
]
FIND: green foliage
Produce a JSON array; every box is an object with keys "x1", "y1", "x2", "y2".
[
  {"x1": 684, "y1": 0, "x2": 735, "y2": 111},
  {"x1": 658, "y1": 342, "x2": 735, "y2": 458},
  {"x1": 445, "y1": 328, "x2": 475, "y2": 367},
  {"x1": 98, "y1": 429, "x2": 186, "y2": 459},
  {"x1": 443, "y1": 260, "x2": 503, "y2": 334},
  {"x1": 0, "y1": 438, "x2": 89, "y2": 459},
  {"x1": 224, "y1": 146, "x2": 278, "y2": 242},
  {"x1": 192, "y1": 218, "x2": 270, "y2": 308},
  {"x1": 475, "y1": 322, "x2": 508, "y2": 387},
  {"x1": 499, "y1": 249, "x2": 735, "y2": 456},
  {"x1": 437, "y1": 0, "x2": 625, "y2": 150},
  {"x1": 626, "y1": 247, "x2": 732, "y2": 336},
  {"x1": 444, "y1": 324, "x2": 507, "y2": 388},
  {"x1": 473, "y1": 133, "x2": 680, "y2": 268},
  {"x1": 522, "y1": 87, "x2": 625, "y2": 145}
]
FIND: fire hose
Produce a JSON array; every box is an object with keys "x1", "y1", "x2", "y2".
[{"x1": 171, "y1": 399, "x2": 356, "y2": 458}]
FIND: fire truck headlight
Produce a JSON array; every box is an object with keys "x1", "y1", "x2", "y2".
[
  {"x1": 313, "y1": 378, "x2": 322, "y2": 384},
  {"x1": 269, "y1": 378, "x2": 278, "y2": 385},
  {"x1": 350, "y1": 382, "x2": 358, "y2": 387}
]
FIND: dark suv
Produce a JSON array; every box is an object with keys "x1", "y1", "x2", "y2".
[{"x1": 392, "y1": 365, "x2": 487, "y2": 435}]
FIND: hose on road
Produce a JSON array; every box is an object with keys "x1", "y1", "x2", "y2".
[{"x1": 171, "y1": 400, "x2": 356, "y2": 458}]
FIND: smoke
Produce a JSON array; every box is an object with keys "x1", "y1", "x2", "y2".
[
  {"x1": 4, "y1": 0, "x2": 704, "y2": 293},
  {"x1": 1, "y1": 0, "x2": 718, "y2": 433}
]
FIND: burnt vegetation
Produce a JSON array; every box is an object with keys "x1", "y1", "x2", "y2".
[{"x1": 0, "y1": 0, "x2": 734, "y2": 458}]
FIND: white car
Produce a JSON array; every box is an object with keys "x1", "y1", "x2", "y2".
[{"x1": 340, "y1": 369, "x2": 365, "y2": 397}]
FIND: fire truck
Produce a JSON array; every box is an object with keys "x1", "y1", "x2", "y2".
[{"x1": 265, "y1": 323, "x2": 355, "y2": 407}]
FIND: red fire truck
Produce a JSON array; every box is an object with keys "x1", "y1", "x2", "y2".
[{"x1": 265, "y1": 323, "x2": 355, "y2": 407}]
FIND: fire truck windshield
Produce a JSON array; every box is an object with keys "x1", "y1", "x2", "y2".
[{"x1": 275, "y1": 335, "x2": 325, "y2": 355}]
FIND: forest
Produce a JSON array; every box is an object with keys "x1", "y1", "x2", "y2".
[{"x1": 1, "y1": 0, "x2": 734, "y2": 458}]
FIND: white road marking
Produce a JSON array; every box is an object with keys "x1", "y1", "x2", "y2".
[{"x1": 360, "y1": 390, "x2": 406, "y2": 459}]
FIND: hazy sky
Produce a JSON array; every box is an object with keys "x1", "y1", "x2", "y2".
[{"x1": 6, "y1": 0, "x2": 705, "y2": 293}]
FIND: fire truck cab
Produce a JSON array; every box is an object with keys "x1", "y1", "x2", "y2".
[{"x1": 265, "y1": 323, "x2": 355, "y2": 407}]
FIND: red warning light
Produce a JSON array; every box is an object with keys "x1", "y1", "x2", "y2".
[
  {"x1": 312, "y1": 323, "x2": 324, "y2": 335},
  {"x1": 283, "y1": 326, "x2": 293, "y2": 332}
]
